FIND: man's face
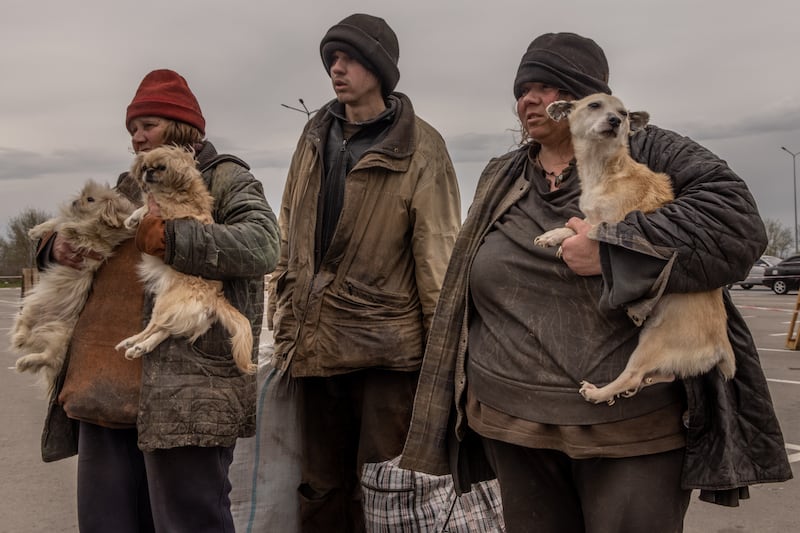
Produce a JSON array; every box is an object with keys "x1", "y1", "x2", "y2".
[{"x1": 329, "y1": 50, "x2": 382, "y2": 105}]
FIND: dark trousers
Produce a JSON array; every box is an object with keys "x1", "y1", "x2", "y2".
[
  {"x1": 297, "y1": 369, "x2": 419, "y2": 533},
  {"x1": 481, "y1": 437, "x2": 691, "y2": 533},
  {"x1": 77, "y1": 421, "x2": 235, "y2": 533}
]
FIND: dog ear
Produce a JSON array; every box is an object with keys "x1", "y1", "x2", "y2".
[
  {"x1": 546, "y1": 101, "x2": 575, "y2": 122},
  {"x1": 100, "y1": 194, "x2": 129, "y2": 227},
  {"x1": 130, "y1": 154, "x2": 145, "y2": 181},
  {"x1": 628, "y1": 111, "x2": 650, "y2": 132}
]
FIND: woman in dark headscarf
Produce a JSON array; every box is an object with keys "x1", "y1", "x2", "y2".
[{"x1": 401, "y1": 32, "x2": 792, "y2": 532}]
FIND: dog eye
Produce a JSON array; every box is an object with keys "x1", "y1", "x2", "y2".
[
  {"x1": 86, "y1": 196, "x2": 95, "y2": 202},
  {"x1": 156, "y1": 165, "x2": 166, "y2": 172},
  {"x1": 619, "y1": 110, "x2": 628, "y2": 117},
  {"x1": 587, "y1": 102, "x2": 601, "y2": 109}
]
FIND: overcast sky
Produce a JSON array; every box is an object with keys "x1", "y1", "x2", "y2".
[{"x1": 3, "y1": 0, "x2": 800, "y2": 249}]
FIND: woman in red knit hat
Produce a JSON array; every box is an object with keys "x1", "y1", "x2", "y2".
[{"x1": 35, "y1": 69, "x2": 280, "y2": 533}]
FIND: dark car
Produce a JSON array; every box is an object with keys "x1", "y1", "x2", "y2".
[
  {"x1": 730, "y1": 255, "x2": 781, "y2": 289},
  {"x1": 762, "y1": 254, "x2": 800, "y2": 294}
]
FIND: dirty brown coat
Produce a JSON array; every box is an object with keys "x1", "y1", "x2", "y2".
[{"x1": 400, "y1": 126, "x2": 792, "y2": 506}]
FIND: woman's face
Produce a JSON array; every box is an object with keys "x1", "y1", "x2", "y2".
[
  {"x1": 129, "y1": 116, "x2": 167, "y2": 153},
  {"x1": 516, "y1": 82, "x2": 572, "y2": 144}
]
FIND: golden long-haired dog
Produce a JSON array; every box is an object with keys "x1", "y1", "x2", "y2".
[
  {"x1": 10, "y1": 180, "x2": 136, "y2": 394},
  {"x1": 114, "y1": 145, "x2": 255, "y2": 374},
  {"x1": 534, "y1": 93, "x2": 735, "y2": 405}
]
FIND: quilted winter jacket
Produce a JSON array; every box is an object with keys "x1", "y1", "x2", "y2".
[
  {"x1": 41, "y1": 141, "x2": 280, "y2": 459},
  {"x1": 270, "y1": 93, "x2": 461, "y2": 377},
  {"x1": 400, "y1": 125, "x2": 792, "y2": 505}
]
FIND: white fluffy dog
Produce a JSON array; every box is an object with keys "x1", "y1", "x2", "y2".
[
  {"x1": 10, "y1": 180, "x2": 137, "y2": 393},
  {"x1": 534, "y1": 93, "x2": 735, "y2": 405}
]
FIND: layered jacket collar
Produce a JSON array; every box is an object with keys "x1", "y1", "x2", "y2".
[{"x1": 306, "y1": 93, "x2": 418, "y2": 168}]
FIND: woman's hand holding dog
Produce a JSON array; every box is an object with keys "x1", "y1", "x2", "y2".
[
  {"x1": 134, "y1": 195, "x2": 166, "y2": 258},
  {"x1": 51, "y1": 233, "x2": 104, "y2": 269},
  {"x1": 561, "y1": 217, "x2": 601, "y2": 276}
]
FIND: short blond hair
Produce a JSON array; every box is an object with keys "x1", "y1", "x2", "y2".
[{"x1": 162, "y1": 119, "x2": 204, "y2": 147}]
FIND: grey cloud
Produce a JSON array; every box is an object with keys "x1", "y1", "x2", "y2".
[
  {"x1": 668, "y1": 101, "x2": 800, "y2": 142},
  {"x1": 0, "y1": 147, "x2": 127, "y2": 182},
  {"x1": 444, "y1": 132, "x2": 521, "y2": 163}
]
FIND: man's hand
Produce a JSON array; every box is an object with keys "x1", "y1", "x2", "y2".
[{"x1": 560, "y1": 217, "x2": 601, "y2": 276}]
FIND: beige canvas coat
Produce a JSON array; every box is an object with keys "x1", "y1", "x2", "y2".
[{"x1": 270, "y1": 94, "x2": 461, "y2": 377}]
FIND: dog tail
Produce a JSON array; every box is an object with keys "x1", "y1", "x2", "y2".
[{"x1": 215, "y1": 300, "x2": 256, "y2": 374}]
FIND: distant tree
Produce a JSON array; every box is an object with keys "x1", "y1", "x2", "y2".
[
  {"x1": 0, "y1": 208, "x2": 51, "y2": 276},
  {"x1": 763, "y1": 218, "x2": 793, "y2": 258}
]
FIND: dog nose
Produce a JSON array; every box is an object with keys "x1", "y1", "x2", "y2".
[{"x1": 608, "y1": 115, "x2": 621, "y2": 128}]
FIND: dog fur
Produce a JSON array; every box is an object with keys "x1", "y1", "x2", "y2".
[
  {"x1": 533, "y1": 93, "x2": 735, "y2": 405},
  {"x1": 114, "y1": 145, "x2": 256, "y2": 374},
  {"x1": 10, "y1": 180, "x2": 137, "y2": 394}
]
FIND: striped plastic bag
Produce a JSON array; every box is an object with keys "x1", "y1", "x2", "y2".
[{"x1": 362, "y1": 456, "x2": 505, "y2": 532}]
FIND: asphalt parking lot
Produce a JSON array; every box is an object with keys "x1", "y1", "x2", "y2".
[{"x1": 1, "y1": 286, "x2": 798, "y2": 532}]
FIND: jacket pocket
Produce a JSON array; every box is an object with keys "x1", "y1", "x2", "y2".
[{"x1": 343, "y1": 277, "x2": 410, "y2": 308}]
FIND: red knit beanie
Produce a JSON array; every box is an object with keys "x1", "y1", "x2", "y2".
[{"x1": 126, "y1": 69, "x2": 205, "y2": 135}]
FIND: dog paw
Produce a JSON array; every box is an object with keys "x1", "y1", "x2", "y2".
[
  {"x1": 534, "y1": 227, "x2": 575, "y2": 249},
  {"x1": 124, "y1": 346, "x2": 145, "y2": 360},
  {"x1": 579, "y1": 380, "x2": 616, "y2": 406},
  {"x1": 236, "y1": 363, "x2": 258, "y2": 374},
  {"x1": 15, "y1": 355, "x2": 43, "y2": 374},
  {"x1": 533, "y1": 235, "x2": 556, "y2": 248},
  {"x1": 114, "y1": 339, "x2": 132, "y2": 352}
]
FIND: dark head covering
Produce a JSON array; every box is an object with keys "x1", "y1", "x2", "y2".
[
  {"x1": 126, "y1": 69, "x2": 205, "y2": 135},
  {"x1": 513, "y1": 32, "x2": 611, "y2": 99},
  {"x1": 320, "y1": 13, "x2": 400, "y2": 96}
]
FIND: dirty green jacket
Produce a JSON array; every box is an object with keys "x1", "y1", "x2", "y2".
[{"x1": 41, "y1": 141, "x2": 280, "y2": 459}]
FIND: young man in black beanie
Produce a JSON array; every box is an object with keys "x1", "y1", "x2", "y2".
[{"x1": 269, "y1": 13, "x2": 461, "y2": 532}]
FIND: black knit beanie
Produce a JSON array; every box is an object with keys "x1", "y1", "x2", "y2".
[
  {"x1": 513, "y1": 32, "x2": 611, "y2": 99},
  {"x1": 320, "y1": 13, "x2": 400, "y2": 96}
]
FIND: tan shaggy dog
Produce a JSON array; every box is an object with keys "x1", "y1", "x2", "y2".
[
  {"x1": 115, "y1": 145, "x2": 255, "y2": 374},
  {"x1": 534, "y1": 93, "x2": 735, "y2": 405},
  {"x1": 11, "y1": 180, "x2": 137, "y2": 394}
]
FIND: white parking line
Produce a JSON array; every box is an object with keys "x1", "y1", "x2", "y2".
[
  {"x1": 737, "y1": 306, "x2": 795, "y2": 315},
  {"x1": 786, "y1": 444, "x2": 800, "y2": 463},
  {"x1": 767, "y1": 378, "x2": 800, "y2": 386}
]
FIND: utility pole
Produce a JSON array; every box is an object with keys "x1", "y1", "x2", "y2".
[{"x1": 781, "y1": 146, "x2": 799, "y2": 252}]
